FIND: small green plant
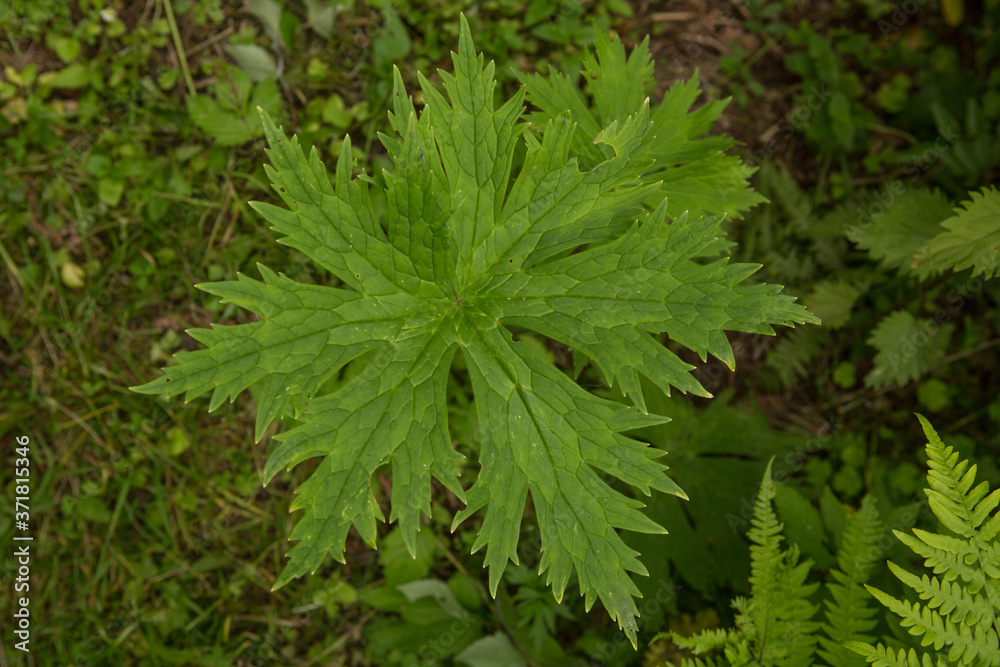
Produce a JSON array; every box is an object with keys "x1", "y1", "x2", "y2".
[
  {"x1": 135, "y1": 16, "x2": 816, "y2": 643},
  {"x1": 186, "y1": 62, "x2": 283, "y2": 146},
  {"x1": 752, "y1": 174, "x2": 1000, "y2": 393},
  {"x1": 719, "y1": 45, "x2": 766, "y2": 109},
  {"x1": 783, "y1": 23, "x2": 875, "y2": 156},
  {"x1": 655, "y1": 481, "x2": 887, "y2": 667},
  {"x1": 850, "y1": 185, "x2": 1000, "y2": 389}
]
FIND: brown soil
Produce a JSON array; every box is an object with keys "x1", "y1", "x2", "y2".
[{"x1": 627, "y1": 0, "x2": 804, "y2": 163}]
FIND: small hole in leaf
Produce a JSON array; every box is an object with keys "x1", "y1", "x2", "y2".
[
  {"x1": 164, "y1": 378, "x2": 171, "y2": 383},
  {"x1": 355, "y1": 274, "x2": 360, "y2": 279},
  {"x1": 508, "y1": 258, "x2": 513, "y2": 263}
]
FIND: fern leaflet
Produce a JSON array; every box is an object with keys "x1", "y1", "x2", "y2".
[{"x1": 846, "y1": 415, "x2": 1000, "y2": 666}]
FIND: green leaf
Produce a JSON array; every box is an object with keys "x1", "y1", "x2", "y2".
[
  {"x1": 304, "y1": 0, "x2": 337, "y2": 39},
  {"x1": 829, "y1": 91, "x2": 856, "y2": 151},
  {"x1": 44, "y1": 33, "x2": 80, "y2": 62},
  {"x1": 247, "y1": 0, "x2": 282, "y2": 40},
  {"x1": 135, "y1": 16, "x2": 814, "y2": 646},
  {"x1": 59, "y1": 261, "x2": 86, "y2": 289},
  {"x1": 186, "y1": 66, "x2": 282, "y2": 145},
  {"x1": 359, "y1": 584, "x2": 408, "y2": 612},
  {"x1": 865, "y1": 311, "x2": 952, "y2": 389},
  {"x1": 322, "y1": 93, "x2": 352, "y2": 130},
  {"x1": 774, "y1": 483, "x2": 833, "y2": 570},
  {"x1": 845, "y1": 187, "x2": 952, "y2": 274},
  {"x1": 628, "y1": 386, "x2": 803, "y2": 597},
  {"x1": 912, "y1": 186, "x2": 1000, "y2": 279},
  {"x1": 833, "y1": 361, "x2": 857, "y2": 389},
  {"x1": 165, "y1": 425, "x2": 192, "y2": 456},
  {"x1": 917, "y1": 378, "x2": 952, "y2": 412},
  {"x1": 455, "y1": 633, "x2": 527, "y2": 667},
  {"x1": 449, "y1": 573, "x2": 484, "y2": 611},
  {"x1": 372, "y1": 8, "x2": 411, "y2": 69},
  {"x1": 397, "y1": 579, "x2": 468, "y2": 619},
  {"x1": 804, "y1": 280, "x2": 857, "y2": 329},
  {"x1": 363, "y1": 578, "x2": 484, "y2": 662},
  {"x1": 224, "y1": 43, "x2": 278, "y2": 82},
  {"x1": 518, "y1": 32, "x2": 766, "y2": 221},
  {"x1": 97, "y1": 178, "x2": 125, "y2": 207},
  {"x1": 45, "y1": 62, "x2": 90, "y2": 89},
  {"x1": 380, "y1": 526, "x2": 437, "y2": 585},
  {"x1": 77, "y1": 496, "x2": 113, "y2": 524}
]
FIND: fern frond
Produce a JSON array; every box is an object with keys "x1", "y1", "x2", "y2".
[
  {"x1": 923, "y1": 425, "x2": 1000, "y2": 541},
  {"x1": 897, "y1": 529, "x2": 992, "y2": 588},
  {"x1": 747, "y1": 459, "x2": 785, "y2": 595},
  {"x1": 676, "y1": 660, "x2": 723, "y2": 667},
  {"x1": 842, "y1": 642, "x2": 947, "y2": 667},
  {"x1": 918, "y1": 414, "x2": 1000, "y2": 623},
  {"x1": 863, "y1": 586, "x2": 1000, "y2": 664},
  {"x1": 672, "y1": 627, "x2": 741, "y2": 654},
  {"x1": 664, "y1": 461, "x2": 819, "y2": 666},
  {"x1": 740, "y1": 459, "x2": 819, "y2": 665},
  {"x1": 888, "y1": 562, "x2": 996, "y2": 629},
  {"x1": 818, "y1": 495, "x2": 884, "y2": 666},
  {"x1": 669, "y1": 627, "x2": 745, "y2": 666},
  {"x1": 848, "y1": 415, "x2": 1000, "y2": 666}
]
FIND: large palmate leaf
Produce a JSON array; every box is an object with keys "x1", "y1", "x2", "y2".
[{"x1": 134, "y1": 17, "x2": 816, "y2": 644}]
